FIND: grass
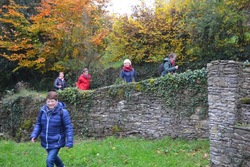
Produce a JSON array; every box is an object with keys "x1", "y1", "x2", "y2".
[{"x1": 0, "y1": 137, "x2": 210, "y2": 167}]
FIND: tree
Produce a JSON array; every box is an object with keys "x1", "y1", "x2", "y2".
[
  {"x1": 0, "y1": 0, "x2": 35, "y2": 71},
  {"x1": 29, "y1": 0, "x2": 111, "y2": 73},
  {"x1": 183, "y1": 0, "x2": 250, "y2": 69},
  {"x1": 104, "y1": 0, "x2": 191, "y2": 67},
  {"x1": 105, "y1": 0, "x2": 249, "y2": 70},
  {"x1": 0, "y1": 0, "x2": 110, "y2": 73}
]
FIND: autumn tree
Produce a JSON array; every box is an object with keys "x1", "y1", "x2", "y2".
[
  {"x1": 104, "y1": 0, "x2": 191, "y2": 66},
  {"x1": 104, "y1": 0, "x2": 249, "y2": 70},
  {"x1": 0, "y1": 0, "x2": 34, "y2": 70},
  {"x1": 29, "y1": 0, "x2": 111, "y2": 73},
  {"x1": 0, "y1": 1, "x2": 47, "y2": 90},
  {"x1": 0, "y1": 0, "x2": 110, "y2": 73}
]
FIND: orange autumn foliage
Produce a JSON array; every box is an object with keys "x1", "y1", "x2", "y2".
[{"x1": 0, "y1": 0, "x2": 110, "y2": 73}]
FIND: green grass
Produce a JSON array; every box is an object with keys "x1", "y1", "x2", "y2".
[{"x1": 0, "y1": 137, "x2": 210, "y2": 167}]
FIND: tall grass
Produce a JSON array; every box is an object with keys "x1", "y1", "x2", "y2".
[{"x1": 0, "y1": 137, "x2": 210, "y2": 167}]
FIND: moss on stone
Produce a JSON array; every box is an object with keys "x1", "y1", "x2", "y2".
[
  {"x1": 111, "y1": 125, "x2": 121, "y2": 133},
  {"x1": 240, "y1": 97, "x2": 250, "y2": 104},
  {"x1": 21, "y1": 120, "x2": 32, "y2": 130},
  {"x1": 235, "y1": 123, "x2": 250, "y2": 129},
  {"x1": 148, "y1": 78, "x2": 155, "y2": 85},
  {"x1": 135, "y1": 83, "x2": 142, "y2": 91},
  {"x1": 117, "y1": 89, "x2": 125, "y2": 98}
]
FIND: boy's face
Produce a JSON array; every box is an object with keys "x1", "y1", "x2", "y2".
[{"x1": 46, "y1": 99, "x2": 58, "y2": 109}]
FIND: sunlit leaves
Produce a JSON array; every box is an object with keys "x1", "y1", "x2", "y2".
[
  {"x1": 0, "y1": 0, "x2": 35, "y2": 72},
  {"x1": 1, "y1": 0, "x2": 248, "y2": 74},
  {"x1": 0, "y1": 0, "x2": 110, "y2": 73},
  {"x1": 105, "y1": 0, "x2": 190, "y2": 66}
]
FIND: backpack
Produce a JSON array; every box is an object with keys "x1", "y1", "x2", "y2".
[{"x1": 158, "y1": 63, "x2": 164, "y2": 76}]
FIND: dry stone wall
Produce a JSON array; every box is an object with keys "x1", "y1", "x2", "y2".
[
  {"x1": 0, "y1": 73, "x2": 209, "y2": 141},
  {"x1": 86, "y1": 86, "x2": 208, "y2": 139},
  {"x1": 207, "y1": 60, "x2": 250, "y2": 167}
]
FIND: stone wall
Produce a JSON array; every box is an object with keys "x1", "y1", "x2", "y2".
[
  {"x1": 240, "y1": 67, "x2": 250, "y2": 124},
  {"x1": 86, "y1": 86, "x2": 208, "y2": 139},
  {"x1": 207, "y1": 60, "x2": 250, "y2": 167},
  {"x1": 0, "y1": 69, "x2": 209, "y2": 141}
]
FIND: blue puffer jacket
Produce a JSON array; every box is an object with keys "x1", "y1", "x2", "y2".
[
  {"x1": 30, "y1": 102, "x2": 74, "y2": 149},
  {"x1": 119, "y1": 69, "x2": 136, "y2": 83}
]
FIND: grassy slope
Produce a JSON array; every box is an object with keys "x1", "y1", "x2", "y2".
[{"x1": 0, "y1": 137, "x2": 209, "y2": 167}]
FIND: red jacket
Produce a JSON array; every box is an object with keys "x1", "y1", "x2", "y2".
[{"x1": 76, "y1": 74, "x2": 91, "y2": 90}]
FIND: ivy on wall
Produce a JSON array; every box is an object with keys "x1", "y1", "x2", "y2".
[
  {"x1": 0, "y1": 68, "x2": 208, "y2": 141},
  {"x1": 58, "y1": 87, "x2": 93, "y2": 104},
  {"x1": 58, "y1": 87, "x2": 94, "y2": 114},
  {"x1": 0, "y1": 90, "x2": 45, "y2": 141},
  {"x1": 108, "y1": 68, "x2": 208, "y2": 118},
  {"x1": 57, "y1": 68, "x2": 208, "y2": 119}
]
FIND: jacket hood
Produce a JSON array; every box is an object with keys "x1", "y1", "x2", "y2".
[
  {"x1": 163, "y1": 58, "x2": 170, "y2": 62},
  {"x1": 58, "y1": 101, "x2": 66, "y2": 109}
]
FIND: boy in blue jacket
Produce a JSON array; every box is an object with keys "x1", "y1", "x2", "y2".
[{"x1": 30, "y1": 91, "x2": 74, "y2": 167}]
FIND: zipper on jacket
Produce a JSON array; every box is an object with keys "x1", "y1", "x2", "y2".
[
  {"x1": 45, "y1": 113, "x2": 51, "y2": 149},
  {"x1": 58, "y1": 135, "x2": 61, "y2": 143}
]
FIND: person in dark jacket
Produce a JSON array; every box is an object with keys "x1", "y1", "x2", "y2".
[
  {"x1": 54, "y1": 72, "x2": 66, "y2": 90},
  {"x1": 30, "y1": 91, "x2": 74, "y2": 167},
  {"x1": 119, "y1": 59, "x2": 136, "y2": 83},
  {"x1": 161, "y1": 52, "x2": 179, "y2": 77}
]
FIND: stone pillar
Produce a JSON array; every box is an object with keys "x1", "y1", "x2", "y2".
[{"x1": 207, "y1": 60, "x2": 243, "y2": 166}]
